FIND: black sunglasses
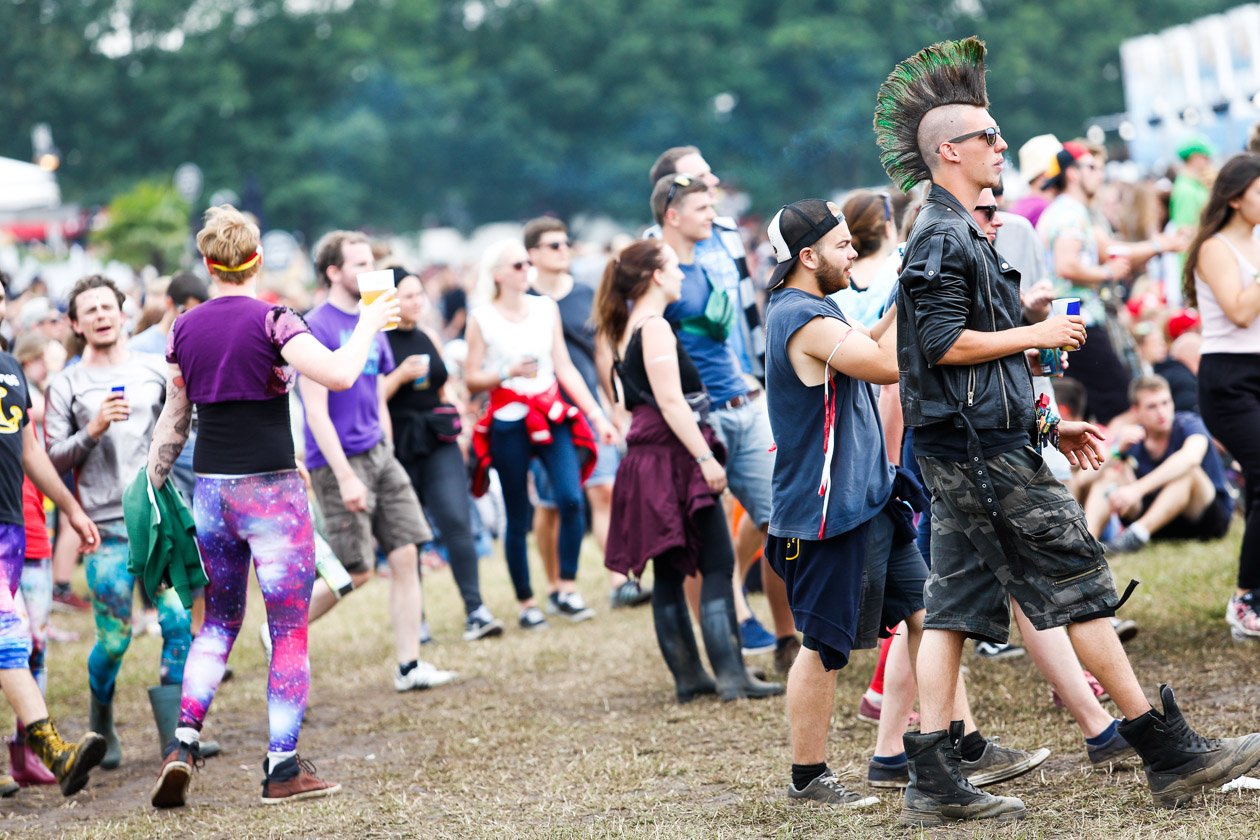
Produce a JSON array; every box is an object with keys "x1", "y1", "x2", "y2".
[
  {"x1": 504, "y1": 260, "x2": 531, "y2": 272},
  {"x1": 974, "y1": 204, "x2": 998, "y2": 222},
  {"x1": 542, "y1": 240, "x2": 570, "y2": 251},
  {"x1": 664, "y1": 175, "x2": 694, "y2": 211},
  {"x1": 943, "y1": 125, "x2": 1002, "y2": 149}
]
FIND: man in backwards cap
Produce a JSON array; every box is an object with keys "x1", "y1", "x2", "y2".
[
  {"x1": 761, "y1": 199, "x2": 903, "y2": 809},
  {"x1": 875, "y1": 36, "x2": 1260, "y2": 826}
]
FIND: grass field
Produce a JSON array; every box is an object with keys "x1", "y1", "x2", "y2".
[{"x1": 3, "y1": 525, "x2": 1260, "y2": 839}]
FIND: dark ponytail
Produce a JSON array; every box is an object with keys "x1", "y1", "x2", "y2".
[
  {"x1": 593, "y1": 239, "x2": 667, "y2": 345},
  {"x1": 1183, "y1": 153, "x2": 1260, "y2": 307}
]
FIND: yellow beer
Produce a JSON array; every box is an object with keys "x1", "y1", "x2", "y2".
[{"x1": 357, "y1": 270, "x2": 400, "y2": 331}]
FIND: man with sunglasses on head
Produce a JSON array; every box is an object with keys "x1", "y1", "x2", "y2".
[
  {"x1": 878, "y1": 38, "x2": 1260, "y2": 825},
  {"x1": 646, "y1": 148, "x2": 798, "y2": 672},
  {"x1": 523, "y1": 217, "x2": 647, "y2": 612}
]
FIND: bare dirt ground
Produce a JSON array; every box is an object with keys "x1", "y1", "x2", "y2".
[{"x1": 4, "y1": 526, "x2": 1260, "y2": 839}]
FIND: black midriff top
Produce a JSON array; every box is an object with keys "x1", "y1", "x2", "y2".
[
  {"x1": 194, "y1": 397, "x2": 295, "y2": 474},
  {"x1": 387, "y1": 327, "x2": 449, "y2": 414},
  {"x1": 619, "y1": 325, "x2": 705, "y2": 409}
]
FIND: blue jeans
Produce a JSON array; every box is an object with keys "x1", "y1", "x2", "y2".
[{"x1": 490, "y1": 419, "x2": 584, "y2": 602}]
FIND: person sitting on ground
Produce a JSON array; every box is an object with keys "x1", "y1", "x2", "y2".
[{"x1": 1084, "y1": 374, "x2": 1233, "y2": 554}]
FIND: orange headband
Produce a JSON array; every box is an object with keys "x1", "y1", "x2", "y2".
[{"x1": 205, "y1": 251, "x2": 261, "y2": 273}]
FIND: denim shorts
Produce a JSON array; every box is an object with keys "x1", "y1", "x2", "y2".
[
  {"x1": 708, "y1": 399, "x2": 774, "y2": 528},
  {"x1": 918, "y1": 446, "x2": 1120, "y2": 644}
]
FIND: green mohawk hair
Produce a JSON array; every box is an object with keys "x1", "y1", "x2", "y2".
[{"x1": 873, "y1": 37, "x2": 989, "y2": 193}]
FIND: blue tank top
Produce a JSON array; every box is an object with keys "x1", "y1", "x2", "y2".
[{"x1": 764, "y1": 288, "x2": 894, "y2": 539}]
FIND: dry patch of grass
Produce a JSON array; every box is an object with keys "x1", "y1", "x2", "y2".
[{"x1": 4, "y1": 527, "x2": 1260, "y2": 838}]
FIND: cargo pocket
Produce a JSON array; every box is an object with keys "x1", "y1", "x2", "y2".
[{"x1": 1014, "y1": 498, "x2": 1105, "y2": 585}]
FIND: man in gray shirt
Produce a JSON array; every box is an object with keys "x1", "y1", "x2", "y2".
[{"x1": 44, "y1": 275, "x2": 202, "y2": 770}]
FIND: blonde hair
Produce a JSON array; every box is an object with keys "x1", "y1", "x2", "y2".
[
  {"x1": 476, "y1": 239, "x2": 524, "y2": 304},
  {"x1": 197, "y1": 205, "x2": 262, "y2": 284}
]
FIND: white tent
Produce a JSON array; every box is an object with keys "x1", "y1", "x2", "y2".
[{"x1": 0, "y1": 156, "x2": 60, "y2": 213}]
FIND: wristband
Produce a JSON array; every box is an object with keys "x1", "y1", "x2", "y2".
[{"x1": 695, "y1": 451, "x2": 715, "y2": 464}]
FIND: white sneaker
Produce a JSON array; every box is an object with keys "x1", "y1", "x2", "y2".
[{"x1": 394, "y1": 661, "x2": 458, "y2": 692}]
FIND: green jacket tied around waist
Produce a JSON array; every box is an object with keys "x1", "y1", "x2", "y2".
[{"x1": 123, "y1": 468, "x2": 207, "y2": 609}]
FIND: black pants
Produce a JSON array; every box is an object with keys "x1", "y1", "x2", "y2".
[
  {"x1": 400, "y1": 442, "x2": 484, "y2": 616},
  {"x1": 1200, "y1": 353, "x2": 1260, "y2": 590},
  {"x1": 1065, "y1": 323, "x2": 1132, "y2": 425},
  {"x1": 652, "y1": 505, "x2": 736, "y2": 607}
]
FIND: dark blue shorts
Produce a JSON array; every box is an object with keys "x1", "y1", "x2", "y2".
[{"x1": 766, "y1": 506, "x2": 927, "y2": 672}]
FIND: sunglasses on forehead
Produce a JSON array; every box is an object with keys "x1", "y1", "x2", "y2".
[
  {"x1": 664, "y1": 174, "x2": 695, "y2": 211},
  {"x1": 974, "y1": 204, "x2": 998, "y2": 221},
  {"x1": 942, "y1": 125, "x2": 1002, "y2": 149}
]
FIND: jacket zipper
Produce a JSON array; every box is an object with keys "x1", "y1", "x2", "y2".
[{"x1": 980, "y1": 254, "x2": 1011, "y2": 424}]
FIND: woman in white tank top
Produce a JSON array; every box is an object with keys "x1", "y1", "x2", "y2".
[
  {"x1": 465, "y1": 239, "x2": 617, "y2": 630},
  {"x1": 1183, "y1": 152, "x2": 1260, "y2": 639}
]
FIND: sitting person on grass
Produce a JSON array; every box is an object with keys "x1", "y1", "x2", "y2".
[{"x1": 1083, "y1": 374, "x2": 1233, "y2": 554}]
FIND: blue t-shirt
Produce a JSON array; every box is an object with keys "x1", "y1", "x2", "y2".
[
  {"x1": 764, "y1": 288, "x2": 894, "y2": 539},
  {"x1": 1127, "y1": 411, "x2": 1232, "y2": 509},
  {"x1": 301, "y1": 302, "x2": 395, "y2": 469},
  {"x1": 664, "y1": 261, "x2": 748, "y2": 406}
]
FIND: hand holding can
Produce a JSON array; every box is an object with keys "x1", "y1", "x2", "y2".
[{"x1": 1051, "y1": 298, "x2": 1082, "y2": 352}]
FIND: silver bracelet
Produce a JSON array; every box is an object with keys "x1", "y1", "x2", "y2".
[{"x1": 695, "y1": 451, "x2": 714, "y2": 464}]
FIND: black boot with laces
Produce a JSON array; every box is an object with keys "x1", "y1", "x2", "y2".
[{"x1": 1118, "y1": 683, "x2": 1260, "y2": 808}]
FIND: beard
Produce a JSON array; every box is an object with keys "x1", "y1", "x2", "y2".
[{"x1": 815, "y1": 252, "x2": 850, "y2": 296}]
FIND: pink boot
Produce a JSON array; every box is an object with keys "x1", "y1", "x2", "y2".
[{"x1": 10, "y1": 739, "x2": 56, "y2": 786}]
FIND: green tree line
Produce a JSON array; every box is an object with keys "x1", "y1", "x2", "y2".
[{"x1": 1, "y1": 0, "x2": 1242, "y2": 236}]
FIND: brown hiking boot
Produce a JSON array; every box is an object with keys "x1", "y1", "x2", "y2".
[
  {"x1": 24, "y1": 718, "x2": 106, "y2": 797},
  {"x1": 151, "y1": 740, "x2": 204, "y2": 808},
  {"x1": 260, "y1": 755, "x2": 341, "y2": 804}
]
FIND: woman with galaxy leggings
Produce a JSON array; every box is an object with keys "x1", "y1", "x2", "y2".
[{"x1": 146, "y1": 206, "x2": 397, "y2": 808}]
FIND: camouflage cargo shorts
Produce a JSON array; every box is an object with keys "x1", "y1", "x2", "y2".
[{"x1": 917, "y1": 446, "x2": 1120, "y2": 644}]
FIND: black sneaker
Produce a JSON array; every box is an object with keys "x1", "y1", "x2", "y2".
[
  {"x1": 463, "y1": 607, "x2": 504, "y2": 641},
  {"x1": 1119, "y1": 683, "x2": 1260, "y2": 808},
  {"x1": 787, "y1": 770, "x2": 879, "y2": 808},
  {"x1": 554, "y1": 592, "x2": 596, "y2": 623},
  {"x1": 961, "y1": 738, "x2": 1051, "y2": 786},
  {"x1": 1111, "y1": 616, "x2": 1139, "y2": 642},
  {"x1": 868, "y1": 755, "x2": 910, "y2": 789}
]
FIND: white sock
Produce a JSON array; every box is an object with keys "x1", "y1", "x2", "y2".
[
  {"x1": 267, "y1": 750, "x2": 296, "y2": 774},
  {"x1": 1129, "y1": 523, "x2": 1151, "y2": 543},
  {"x1": 175, "y1": 727, "x2": 200, "y2": 745}
]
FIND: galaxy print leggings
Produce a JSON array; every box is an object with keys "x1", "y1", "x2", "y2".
[
  {"x1": 86, "y1": 521, "x2": 190, "y2": 703},
  {"x1": 180, "y1": 470, "x2": 315, "y2": 753},
  {"x1": 0, "y1": 524, "x2": 32, "y2": 672}
]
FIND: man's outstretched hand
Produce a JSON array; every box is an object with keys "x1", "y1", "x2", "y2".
[{"x1": 1058, "y1": 420, "x2": 1107, "y2": 470}]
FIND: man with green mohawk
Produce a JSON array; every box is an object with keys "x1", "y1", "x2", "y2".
[{"x1": 877, "y1": 36, "x2": 1260, "y2": 826}]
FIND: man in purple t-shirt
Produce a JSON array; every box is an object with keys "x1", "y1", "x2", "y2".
[{"x1": 299, "y1": 230, "x2": 456, "y2": 692}]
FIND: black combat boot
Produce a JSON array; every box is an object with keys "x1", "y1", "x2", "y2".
[{"x1": 900, "y1": 721, "x2": 1026, "y2": 827}]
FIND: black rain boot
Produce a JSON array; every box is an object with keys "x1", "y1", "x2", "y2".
[
  {"x1": 88, "y1": 694, "x2": 121, "y2": 770},
  {"x1": 1118, "y1": 683, "x2": 1260, "y2": 808},
  {"x1": 900, "y1": 721, "x2": 1026, "y2": 827},
  {"x1": 651, "y1": 599, "x2": 716, "y2": 703},
  {"x1": 698, "y1": 599, "x2": 783, "y2": 701},
  {"x1": 148, "y1": 685, "x2": 222, "y2": 760}
]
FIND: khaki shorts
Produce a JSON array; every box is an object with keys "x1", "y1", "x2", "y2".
[{"x1": 310, "y1": 441, "x2": 432, "y2": 574}]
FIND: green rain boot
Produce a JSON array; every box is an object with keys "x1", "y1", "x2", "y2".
[
  {"x1": 24, "y1": 718, "x2": 106, "y2": 797},
  {"x1": 88, "y1": 694, "x2": 122, "y2": 770},
  {"x1": 148, "y1": 685, "x2": 221, "y2": 759}
]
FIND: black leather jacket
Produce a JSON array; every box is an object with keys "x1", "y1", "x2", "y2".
[{"x1": 896, "y1": 184, "x2": 1036, "y2": 438}]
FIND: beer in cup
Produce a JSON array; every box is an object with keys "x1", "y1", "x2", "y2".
[
  {"x1": 357, "y1": 269, "x2": 400, "y2": 331},
  {"x1": 412, "y1": 354, "x2": 432, "y2": 390},
  {"x1": 1051, "y1": 297, "x2": 1081, "y2": 353}
]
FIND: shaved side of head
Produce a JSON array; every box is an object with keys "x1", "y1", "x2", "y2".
[{"x1": 919, "y1": 104, "x2": 982, "y2": 175}]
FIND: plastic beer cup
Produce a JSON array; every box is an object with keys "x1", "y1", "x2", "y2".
[{"x1": 357, "y1": 269, "x2": 400, "y2": 330}]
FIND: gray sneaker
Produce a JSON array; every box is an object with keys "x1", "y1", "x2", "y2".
[
  {"x1": 787, "y1": 770, "x2": 879, "y2": 808},
  {"x1": 961, "y1": 739, "x2": 1051, "y2": 787},
  {"x1": 1105, "y1": 527, "x2": 1149, "y2": 555}
]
